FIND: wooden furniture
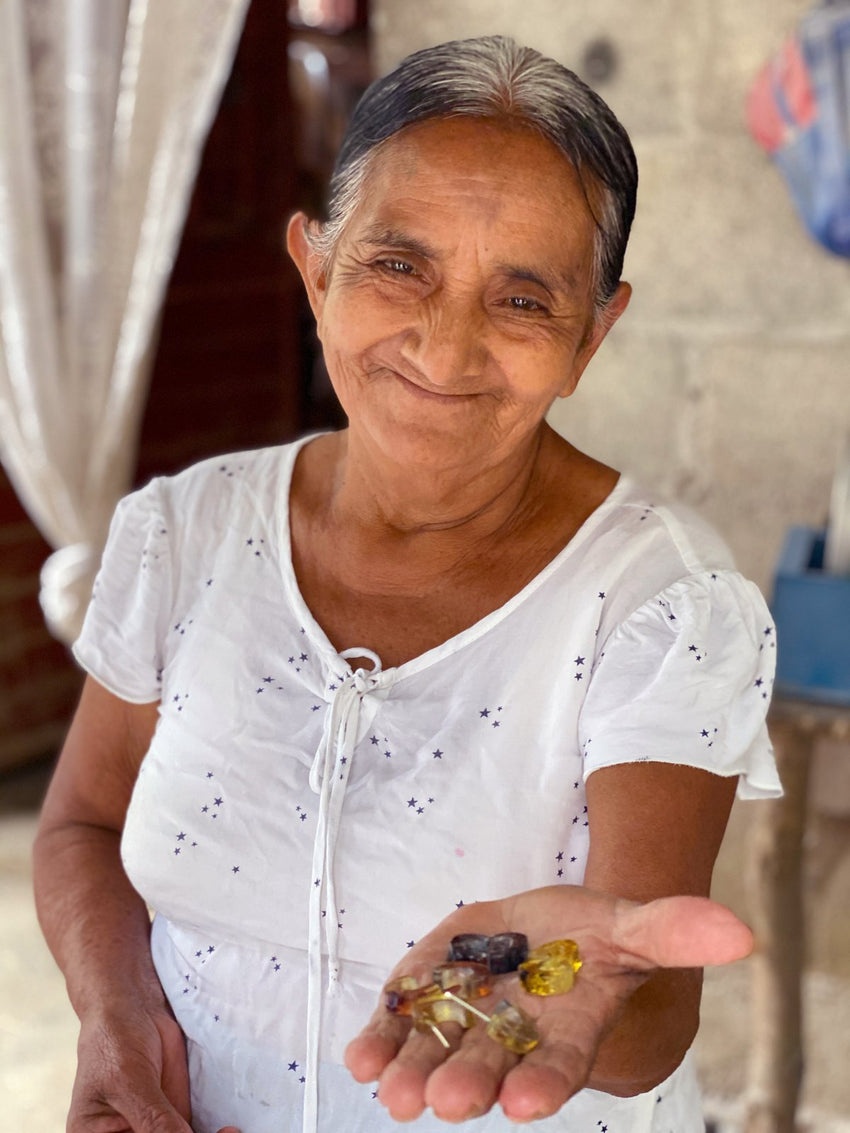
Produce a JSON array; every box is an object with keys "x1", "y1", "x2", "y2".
[{"x1": 744, "y1": 698, "x2": 850, "y2": 1133}]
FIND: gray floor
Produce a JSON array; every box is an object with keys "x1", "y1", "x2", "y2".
[{"x1": 3, "y1": 762, "x2": 849, "y2": 1131}]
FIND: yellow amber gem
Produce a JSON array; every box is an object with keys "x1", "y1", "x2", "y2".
[
  {"x1": 518, "y1": 939, "x2": 582, "y2": 996},
  {"x1": 485, "y1": 1000, "x2": 540, "y2": 1054},
  {"x1": 432, "y1": 961, "x2": 492, "y2": 999},
  {"x1": 412, "y1": 995, "x2": 475, "y2": 1032}
]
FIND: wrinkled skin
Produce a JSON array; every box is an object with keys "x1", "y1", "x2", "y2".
[{"x1": 67, "y1": 1005, "x2": 240, "y2": 1133}]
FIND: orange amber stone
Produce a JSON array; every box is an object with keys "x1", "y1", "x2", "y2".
[
  {"x1": 384, "y1": 975, "x2": 427, "y2": 1015},
  {"x1": 518, "y1": 939, "x2": 582, "y2": 996}
]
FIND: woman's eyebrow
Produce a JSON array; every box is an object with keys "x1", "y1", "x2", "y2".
[
  {"x1": 497, "y1": 263, "x2": 580, "y2": 297},
  {"x1": 359, "y1": 224, "x2": 435, "y2": 259}
]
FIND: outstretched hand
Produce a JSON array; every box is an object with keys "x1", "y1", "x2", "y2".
[{"x1": 345, "y1": 885, "x2": 752, "y2": 1125}]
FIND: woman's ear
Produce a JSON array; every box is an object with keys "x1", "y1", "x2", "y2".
[
  {"x1": 556, "y1": 281, "x2": 632, "y2": 399},
  {"x1": 286, "y1": 212, "x2": 328, "y2": 323}
]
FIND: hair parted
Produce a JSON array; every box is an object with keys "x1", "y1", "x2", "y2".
[{"x1": 307, "y1": 35, "x2": 638, "y2": 316}]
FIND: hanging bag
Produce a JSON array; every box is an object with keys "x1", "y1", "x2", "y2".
[{"x1": 747, "y1": 0, "x2": 850, "y2": 256}]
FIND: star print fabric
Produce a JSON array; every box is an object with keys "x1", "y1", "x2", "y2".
[
  {"x1": 72, "y1": 437, "x2": 780, "y2": 1133},
  {"x1": 580, "y1": 572, "x2": 780, "y2": 796}
]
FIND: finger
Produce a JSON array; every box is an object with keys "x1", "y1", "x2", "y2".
[
  {"x1": 345, "y1": 1009, "x2": 412, "y2": 1082},
  {"x1": 108, "y1": 1085, "x2": 194, "y2": 1133},
  {"x1": 424, "y1": 1017, "x2": 520, "y2": 1123},
  {"x1": 69, "y1": 1096, "x2": 193, "y2": 1133},
  {"x1": 497, "y1": 989, "x2": 614, "y2": 1122},
  {"x1": 377, "y1": 1022, "x2": 465, "y2": 1122},
  {"x1": 614, "y1": 896, "x2": 754, "y2": 970},
  {"x1": 158, "y1": 1017, "x2": 193, "y2": 1124}
]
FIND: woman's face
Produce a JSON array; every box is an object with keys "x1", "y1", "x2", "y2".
[{"x1": 289, "y1": 117, "x2": 630, "y2": 474}]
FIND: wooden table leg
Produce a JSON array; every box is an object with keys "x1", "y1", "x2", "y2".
[{"x1": 743, "y1": 718, "x2": 810, "y2": 1133}]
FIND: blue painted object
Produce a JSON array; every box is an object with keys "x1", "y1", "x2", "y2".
[{"x1": 770, "y1": 525, "x2": 850, "y2": 705}]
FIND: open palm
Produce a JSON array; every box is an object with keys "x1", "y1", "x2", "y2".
[{"x1": 345, "y1": 885, "x2": 752, "y2": 1125}]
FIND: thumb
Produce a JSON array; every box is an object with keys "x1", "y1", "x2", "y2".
[{"x1": 614, "y1": 895, "x2": 754, "y2": 970}]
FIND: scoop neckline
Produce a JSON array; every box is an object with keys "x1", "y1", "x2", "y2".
[{"x1": 275, "y1": 432, "x2": 631, "y2": 683}]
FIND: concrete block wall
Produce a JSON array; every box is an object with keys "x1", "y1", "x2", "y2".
[
  {"x1": 372, "y1": 0, "x2": 850, "y2": 977},
  {"x1": 372, "y1": 0, "x2": 850, "y2": 594}
]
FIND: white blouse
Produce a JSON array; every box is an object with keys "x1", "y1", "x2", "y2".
[{"x1": 74, "y1": 435, "x2": 781, "y2": 1133}]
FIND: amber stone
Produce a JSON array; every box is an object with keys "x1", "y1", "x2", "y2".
[
  {"x1": 447, "y1": 933, "x2": 490, "y2": 965},
  {"x1": 432, "y1": 961, "x2": 492, "y2": 999},
  {"x1": 486, "y1": 932, "x2": 529, "y2": 974},
  {"x1": 485, "y1": 1000, "x2": 540, "y2": 1054},
  {"x1": 384, "y1": 975, "x2": 427, "y2": 1015},
  {"x1": 518, "y1": 939, "x2": 582, "y2": 996},
  {"x1": 412, "y1": 995, "x2": 475, "y2": 1032}
]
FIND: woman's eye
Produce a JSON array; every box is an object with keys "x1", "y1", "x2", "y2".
[
  {"x1": 378, "y1": 258, "x2": 415, "y2": 275},
  {"x1": 506, "y1": 296, "x2": 546, "y2": 312}
]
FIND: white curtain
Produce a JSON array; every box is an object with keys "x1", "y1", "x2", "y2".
[{"x1": 0, "y1": 0, "x2": 252, "y2": 643}]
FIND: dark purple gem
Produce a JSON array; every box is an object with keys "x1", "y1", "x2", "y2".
[
  {"x1": 447, "y1": 933, "x2": 490, "y2": 965},
  {"x1": 384, "y1": 989, "x2": 405, "y2": 1014},
  {"x1": 486, "y1": 933, "x2": 529, "y2": 974}
]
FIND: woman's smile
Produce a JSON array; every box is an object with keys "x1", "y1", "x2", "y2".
[{"x1": 380, "y1": 365, "x2": 485, "y2": 403}]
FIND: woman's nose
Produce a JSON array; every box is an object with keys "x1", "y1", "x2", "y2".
[{"x1": 402, "y1": 295, "x2": 488, "y2": 388}]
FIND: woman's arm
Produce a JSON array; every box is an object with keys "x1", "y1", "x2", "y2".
[
  {"x1": 34, "y1": 677, "x2": 162, "y2": 1018},
  {"x1": 582, "y1": 761, "x2": 738, "y2": 1095},
  {"x1": 33, "y1": 676, "x2": 240, "y2": 1133}
]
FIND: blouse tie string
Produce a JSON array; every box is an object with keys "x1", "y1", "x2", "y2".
[{"x1": 304, "y1": 648, "x2": 384, "y2": 1133}]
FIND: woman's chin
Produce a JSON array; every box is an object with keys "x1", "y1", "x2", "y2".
[{"x1": 363, "y1": 418, "x2": 490, "y2": 470}]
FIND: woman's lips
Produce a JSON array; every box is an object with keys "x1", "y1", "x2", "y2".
[{"x1": 392, "y1": 370, "x2": 478, "y2": 401}]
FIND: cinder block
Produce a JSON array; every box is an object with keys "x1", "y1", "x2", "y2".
[
  {"x1": 628, "y1": 138, "x2": 850, "y2": 327},
  {"x1": 371, "y1": 0, "x2": 692, "y2": 136},
  {"x1": 692, "y1": 0, "x2": 812, "y2": 134},
  {"x1": 547, "y1": 328, "x2": 689, "y2": 496},
  {"x1": 691, "y1": 338, "x2": 850, "y2": 590}
]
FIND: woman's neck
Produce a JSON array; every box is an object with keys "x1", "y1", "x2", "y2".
[{"x1": 317, "y1": 423, "x2": 567, "y2": 544}]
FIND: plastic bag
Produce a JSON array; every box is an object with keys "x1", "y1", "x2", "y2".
[{"x1": 747, "y1": 0, "x2": 850, "y2": 256}]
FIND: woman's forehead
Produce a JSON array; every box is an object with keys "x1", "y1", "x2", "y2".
[
  {"x1": 344, "y1": 118, "x2": 598, "y2": 280},
  {"x1": 365, "y1": 116, "x2": 586, "y2": 197}
]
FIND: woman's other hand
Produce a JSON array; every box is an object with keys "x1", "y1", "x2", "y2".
[
  {"x1": 69, "y1": 1004, "x2": 241, "y2": 1133},
  {"x1": 345, "y1": 885, "x2": 751, "y2": 1125},
  {"x1": 68, "y1": 1004, "x2": 192, "y2": 1132}
]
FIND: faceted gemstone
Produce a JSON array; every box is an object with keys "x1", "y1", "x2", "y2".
[
  {"x1": 485, "y1": 1000, "x2": 540, "y2": 1054},
  {"x1": 486, "y1": 932, "x2": 529, "y2": 974},
  {"x1": 447, "y1": 933, "x2": 490, "y2": 965},
  {"x1": 432, "y1": 961, "x2": 492, "y2": 999},
  {"x1": 384, "y1": 975, "x2": 428, "y2": 1015},
  {"x1": 518, "y1": 939, "x2": 582, "y2": 996},
  {"x1": 412, "y1": 995, "x2": 475, "y2": 1032}
]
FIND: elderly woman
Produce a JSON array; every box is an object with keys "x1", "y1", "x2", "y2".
[{"x1": 34, "y1": 35, "x2": 780, "y2": 1133}]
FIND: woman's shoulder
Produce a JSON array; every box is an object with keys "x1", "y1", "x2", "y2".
[
  {"x1": 573, "y1": 475, "x2": 757, "y2": 635},
  {"x1": 604, "y1": 476, "x2": 737, "y2": 574},
  {"x1": 153, "y1": 439, "x2": 303, "y2": 505},
  {"x1": 120, "y1": 436, "x2": 317, "y2": 541}
]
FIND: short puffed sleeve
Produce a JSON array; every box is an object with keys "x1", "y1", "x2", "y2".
[
  {"x1": 578, "y1": 571, "x2": 782, "y2": 799},
  {"x1": 73, "y1": 480, "x2": 172, "y2": 703}
]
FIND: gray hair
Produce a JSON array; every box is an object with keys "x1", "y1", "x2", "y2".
[{"x1": 307, "y1": 35, "x2": 638, "y2": 317}]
